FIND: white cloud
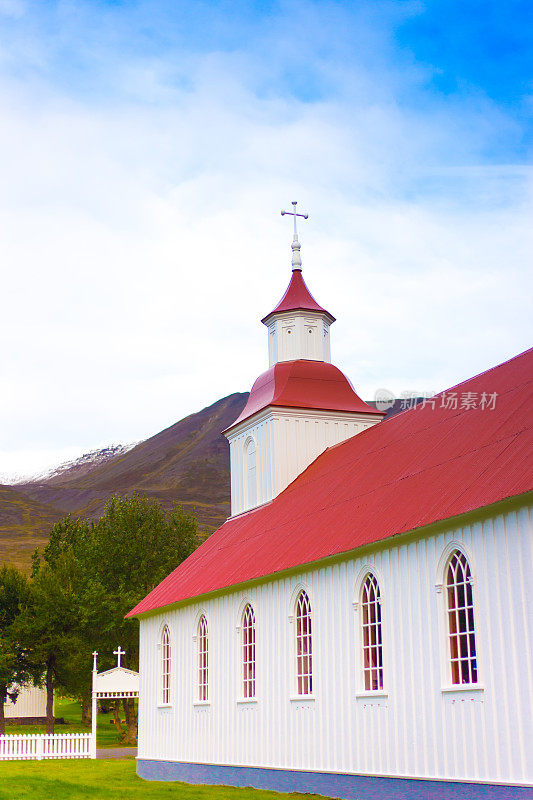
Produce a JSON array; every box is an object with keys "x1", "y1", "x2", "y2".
[{"x1": 0, "y1": 2, "x2": 531, "y2": 479}]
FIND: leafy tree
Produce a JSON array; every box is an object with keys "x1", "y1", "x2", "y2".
[
  {"x1": 88, "y1": 495, "x2": 198, "y2": 742},
  {"x1": 29, "y1": 494, "x2": 198, "y2": 742},
  {"x1": 0, "y1": 564, "x2": 30, "y2": 734},
  {"x1": 10, "y1": 552, "x2": 90, "y2": 733},
  {"x1": 32, "y1": 516, "x2": 90, "y2": 577},
  {"x1": 26, "y1": 517, "x2": 98, "y2": 727}
]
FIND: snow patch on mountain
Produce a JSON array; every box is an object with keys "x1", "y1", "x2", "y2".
[{"x1": 43, "y1": 443, "x2": 138, "y2": 481}]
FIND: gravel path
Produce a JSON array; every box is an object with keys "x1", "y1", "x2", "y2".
[{"x1": 96, "y1": 747, "x2": 137, "y2": 759}]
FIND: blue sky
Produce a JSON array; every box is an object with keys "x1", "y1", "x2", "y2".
[
  {"x1": 3, "y1": 2, "x2": 530, "y2": 117},
  {"x1": 399, "y1": 1, "x2": 531, "y2": 111},
  {"x1": 0, "y1": 0, "x2": 531, "y2": 478}
]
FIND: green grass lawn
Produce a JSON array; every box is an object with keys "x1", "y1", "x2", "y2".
[
  {"x1": 4, "y1": 697, "x2": 133, "y2": 748},
  {"x1": 0, "y1": 760, "x2": 326, "y2": 800}
]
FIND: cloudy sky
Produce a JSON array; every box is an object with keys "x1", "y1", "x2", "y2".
[{"x1": 0, "y1": 0, "x2": 531, "y2": 481}]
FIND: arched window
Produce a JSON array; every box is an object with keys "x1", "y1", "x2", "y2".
[
  {"x1": 197, "y1": 615, "x2": 209, "y2": 701},
  {"x1": 295, "y1": 590, "x2": 312, "y2": 695},
  {"x1": 245, "y1": 438, "x2": 257, "y2": 508},
  {"x1": 446, "y1": 550, "x2": 477, "y2": 684},
  {"x1": 160, "y1": 625, "x2": 171, "y2": 704},
  {"x1": 361, "y1": 574, "x2": 383, "y2": 691},
  {"x1": 242, "y1": 604, "x2": 256, "y2": 699}
]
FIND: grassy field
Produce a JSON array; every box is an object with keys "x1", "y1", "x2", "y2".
[
  {"x1": 5, "y1": 696, "x2": 133, "y2": 748},
  {"x1": 0, "y1": 760, "x2": 325, "y2": 800}
]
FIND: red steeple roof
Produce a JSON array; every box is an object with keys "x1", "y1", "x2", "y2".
[
  {"x1": 261, "y1": 269, "x2": 334, "y2": 324},
  {"x1": 226, "y1": 360, "x2": 383, "y2": 431}
]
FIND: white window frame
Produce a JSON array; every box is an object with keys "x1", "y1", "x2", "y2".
[
  {"x1": 196, "y1": 614, "x2": 209, "y2": 703},
  {"x1": 353, "y1": 564, "x2": 388, "y2": 698},
  {"x1": 159, "y1": 623, "x2": 171, "y2": 706},
  {"x1": 360, "y1": 573, "x2": 384, "y2": 692},
  {"x1": 435, "y1": 541, "x2": 483, "y2": 693},
  {"x1": 444, "y1": 549, "x2": 478, "y2": 686},
  {"x1": 294, "y1": 589, "x2": 313, "y2": 697},
  {"x1": 241, "y1": 603, "x2": 256, "y2": 700}
]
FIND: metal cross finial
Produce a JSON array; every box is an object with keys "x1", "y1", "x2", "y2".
[
  {"x1": 281, "y1": 200, "x2": 308, "y2": 241},
  {"x1": 113, "y1": 646, "x2": 125, "y2": 668},
  {"x1": 281, "y1": 201, "x2": 309, "y2": 270}
]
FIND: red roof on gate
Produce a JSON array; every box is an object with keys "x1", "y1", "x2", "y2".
[
  {"x1": 226, "y1": 360, "x2": 383, "y2": 430},
  {"x1": 261, "y1": 269, "x2": 334, "y2": 323},
  {"x1": 128, "y1": 347, "x2": 533, "y2": 617}
]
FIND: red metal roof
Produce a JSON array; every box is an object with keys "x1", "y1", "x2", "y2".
[
  {"x1": 227, "y1": 360, "x2": 383, "y2": 430},
  {"x1": 261, "y1": 269, "x2": 334, "y2": 323},
  {"x1": 128, "y1": 347, "x2": 533, "y2": 617}
]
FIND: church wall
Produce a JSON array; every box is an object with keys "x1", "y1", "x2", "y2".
[{"x1": 137, "y1": 501, "x2": 532, "y2": 788}]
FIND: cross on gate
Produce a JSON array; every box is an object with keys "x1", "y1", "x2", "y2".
[
  {"x1": 281, "y1": 201, "x2": 309, "y2": 241},
  {"x1": 91, "y1": 647, "x2": 139, "y2": 759},
  {"x1": 113, "y1": 646, "x2": 125, "y2": 668}
]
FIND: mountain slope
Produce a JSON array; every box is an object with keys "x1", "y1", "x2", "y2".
[
  {"x1": 1, "y1": 391, "x2": 406, "y2": 572},
  {"x1": 0, "y1": 484, "x2": 64, "y2": 570},
  {"x1": 3, "y1": 393, "x2": 248, "y2": 571}
]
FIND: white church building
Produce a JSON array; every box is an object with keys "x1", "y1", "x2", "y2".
[
  {"x1": 3, "y1": 684, "x2": 48, "y2": 723},
  {"x1": 129, "y1": 213, "x2": 532, "y2": 799}
]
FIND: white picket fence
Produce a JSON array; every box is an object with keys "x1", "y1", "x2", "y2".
[{"x1": 0, "y1": 732, "x2": 92, "y2": 760}]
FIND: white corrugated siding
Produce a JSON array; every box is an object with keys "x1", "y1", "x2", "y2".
[
  {"x1": 4, "y1": 685, "x2": 48, "y2": 718},
  {"x1": 138, "y1": 503, "x2": 533, "y2": 784}
]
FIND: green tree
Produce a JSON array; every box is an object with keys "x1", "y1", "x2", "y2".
[
  {"x1": 30, "y1": 494, "x2": 198, "y2": 743},
  {"x1": 84, "y1": 495, "x2": 198, "y2": 743},
  {"x1": 10, "y1": 552, "x2": 90, "y2": 733},
  {"x1": 0, "y1": 564, "x2": 30, "y2": 734},
  {"x1": 29, "y1": 517, "x2": 98, "y2": 727}
]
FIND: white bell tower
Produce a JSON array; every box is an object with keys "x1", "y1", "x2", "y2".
[{"x1": 224, "y1": 203, "x2": 384, "y2": 517}]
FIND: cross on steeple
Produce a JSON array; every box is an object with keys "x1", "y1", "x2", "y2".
[
  {"x1": 281, "y1": 201, "x2": 309, "y2": 270},
  {"x1": 113, "y1": 646, "x2": 125, "y2": 668},
  {"x1": 281, "y1": 200, "x2": 308, "y2": 240}
]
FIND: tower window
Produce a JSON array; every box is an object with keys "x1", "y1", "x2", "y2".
[{"x1": 245, "y1": 438, "x2": 257, "y2": 508}]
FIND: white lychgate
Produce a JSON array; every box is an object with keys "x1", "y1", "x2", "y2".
[{"x1": 90, "y1": 648, "x2": 139, "y2": 758}]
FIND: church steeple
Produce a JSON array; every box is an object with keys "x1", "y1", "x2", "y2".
[
  {"x1": 261, "y1": 203, "x2": 334, "y2": 367},
  {"x1": 223, "y1": 203, "x2": 384, "y2": 517}
]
